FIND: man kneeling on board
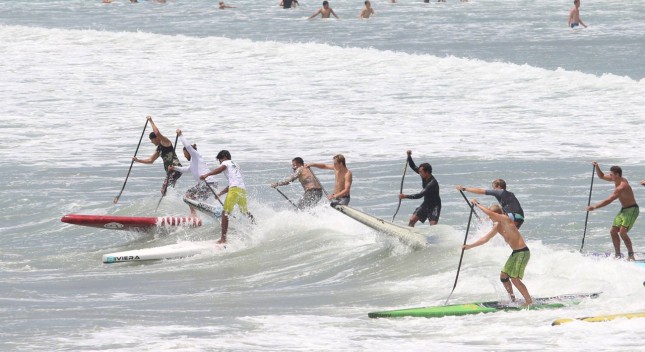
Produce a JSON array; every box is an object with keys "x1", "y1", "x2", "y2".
[
  {"x1": 271, "y1": 157, "x2": 323, "y2": 210},
  {"x1": 463, "y1": 199, "x2": 533, "y2": 306}
]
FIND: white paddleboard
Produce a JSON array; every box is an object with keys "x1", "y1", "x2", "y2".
[
  {"x1": 332, "y1": 204, "x2": 456, "y2": 249},
  {"x1": 102, "y1": 240, "x2": 225, "y2": 263},
  {"x1": 183, "y1": 198, "x2": 223, "y2": 219}
]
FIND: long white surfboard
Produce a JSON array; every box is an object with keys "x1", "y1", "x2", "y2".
[
  {"x1": 102, "y1": 240, "x2": 225, "y2": 264},
  {"x1": 332, "y1": 204, "x2": 456, "y2": 249},
  {"x1": 183, "y1": 198, "x2": 223, "y2": 219}
]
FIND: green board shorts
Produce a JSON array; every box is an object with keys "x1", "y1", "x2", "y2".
[
  {"x1": 502, "y1": 247, "x2": 530, "y2": 279},
  {"x1": 612, "y1": 204, "x2": 639, "y2": 231}
]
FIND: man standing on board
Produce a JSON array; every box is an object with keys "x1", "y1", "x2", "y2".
[
  {"x1": 463, "y1": 199, "x2": 533, "y2": 306},
  {"x1": 271, "y1": 157, "x2": 323, "y2": 210},
  {"x1": 568, "y1": 0, "x2": 588, "y2": 28},
  {"x1": 587, "y1": 162, "x2": 639, "y2": 261},
  {"x1": 399, "y1": 150, "x2": 441, "y2": 227},
  {"x1": 201, "y1": 150, "x2": 254, "y2": 244},
  {"x1": 168, "y1": 129, "x2": 218, "y2": 218},
  {"x1": 132, "y1": 116, "x2": 182, "y2": 195},
  {"x1": 306, "y1": 154, "x2": 352, "y2": 207},
  {"x1": 457, "y1": 179, "x2": 525, "y2": 228}
]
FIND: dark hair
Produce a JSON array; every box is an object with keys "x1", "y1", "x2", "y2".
[
  {"x1": 609, "y1": 166, "x2": 622, "y2": 177},
  {"x1": 216, "y1": 150, "x2": 231, "y2": 160},
  {"x1": 419, "y1": 163, "x2": 432, "y2": 174},
  {"x1": 492, "y1": 178, "x2": 507, "y2": 190},
  {"x1": 323, "y1": 0, "x2": 328, "y2": 5},
  {"x1": 149, "y1": 132, "x2": 157, "y2": 139},
  {"x1": 292, "y1": 157, "x2": 304, "y2": 165}
]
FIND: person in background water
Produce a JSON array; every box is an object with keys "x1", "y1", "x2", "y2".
[
  {"x1": 271, "y1": 157, "x2": 323, "y2": 210},
  {"x1": 168, "y1": 129, "x2": 218, "y2": 218},
  {"x1": 399, "y1": 150, "x2": 441, "y2": 227},
  {"x1": 201, "y1": 150, "x2": 254, "y2": 244},
  {"x1": 133, "y1": 116, "x2": 182, "y2": 195},
  {"x1": 587, "y1": 162, "x2": 638, "y2": 261},
  {"x1": 457, "y1": 179, "x2": 525, "y2": 228},
  {"x1": 568, "y1": 0, "x2": 588, "y2": 28},
  {"x1": 219, "y1": 1, "x2": 235, "y2": 9},
  {"x1": 306, "y1": 154, "x2": 352, "y2": 207},
  {"x1": 359, "y1": 1, "x2": 375, "y2": 19},
  {"x1": 463, "y1": 199, "x2": 533, "y2": 307},
  {"x1": 308, "y1": 1, "x2": 339, "y2": 19}
]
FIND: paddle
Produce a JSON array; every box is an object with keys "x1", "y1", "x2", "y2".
[
  {"x1": 392, "y1": 159, "x2": 408, "y2": 222},
  {"x1": 458, "y1": 187, "x2": 481, "y2": 220},
  {"x1": 155, "y1": 132, "x2": 180, "y2": 211},
  {"x1": 444, "y1": 190, "x2": 475, "y2": 305},
  {"x1": 580, "y1": 164, "x2": 595, "y2": 252},
  {"x1": 114, "y1": 119, "x2": 148, "y2": 204},
  {"x1": 275, "y1": 187, "x2": 299, "y2": 209},
  {"x1": 308, "y1": 168, "x2": 329, "y2": 198}
]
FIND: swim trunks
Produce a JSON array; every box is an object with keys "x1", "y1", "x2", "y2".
[
  {"x1": 508, "y1": 213, "x2": 525, "y2": 229},
  {"x1": 297, "y1": 188, "x2": 323, "y2": 210},
  {"x1": 502, "y1": 247, "x2": 530, "y2": 279},
  {"x1": 330, "y1": 196, "x2": 350, "y2": 207},
  {"x1": 223, "y1": 186, "x2": 249, "y2": 214},
  {"x1": 571, "y1": 23, "x2": 579, "y2": 28},
  {"x1": 186, "y1": 181, "x2": 217, "y2": 201},
  {"x1": 612, "y1": 204, "x2": 639, "y2": 231},
  {"x1": 414, "y1": 204, "x2": 441, "y2": 223}
]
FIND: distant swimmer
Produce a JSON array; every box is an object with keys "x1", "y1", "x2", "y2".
[
  {"x1": 168, "y1": 129, "x2": 218, "y2": 218},
  {"x1": 132, "y1": 116, "x2": 182, "y2": 195},
  {"x1": 219, "y1": 1, "x2": 235, "y2": 9},
  {"x1": 463, "y1": 199, "x2": 533, "y2": 307},
  {"x1": 358, "y1": 1, "x2": 375, "y2": 19},
  {"x1": 398, "y1": 150, "x2": 441, "y2": 227},
  {"x1": 200, "y1": 150, "x2": 255, "y2": 244},
  {"x1": 280, "y1": 0, "x2": 299, "y2": 8},
  {"x1": 306, "y1": 154, "x2": 352, "y2": 207},
  {"x1": 587, "y1": 162, "x2": 638, "y2": 261},
  {"x1": 308, "y1": 1, "x2": 339, "y2": 20},
  {"x1": 457, "y1": 179, "x2": 525, "y2": 228},
  {"x1": 568, "y1": 0, "x2": 587, "y2": 28},
  {"x1": 271, "y1": 157, "x2": 323, "y2": 210}
]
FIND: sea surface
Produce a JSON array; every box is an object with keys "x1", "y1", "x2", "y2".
[{"x1": 1, "y1": 0, "x2": 644, "y2": 351}]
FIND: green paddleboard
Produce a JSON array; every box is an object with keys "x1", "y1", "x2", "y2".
[{"x1": 368, "y1": 292, "x2": 600, "y2": 319}]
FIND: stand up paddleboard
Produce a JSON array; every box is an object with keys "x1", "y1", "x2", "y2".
[
  {"x1": 552, "y1": 311, "x2": 645, "y2": 325},
  {"x1": 183, "y1": 198, "x2": 223, "y2": 219},
  {"x1": 368, "y1": 292, "x2": 601, "y2": 319},
  {"x1": 61, "y1": 214, "x2": 203, "y2": 232},
  {"x1": 586, "y1": 252, "x2": 645, "y2": 268},
  {"x1": 332, "y1": 204, "x2": 455, "y2": 249},
  {"x1": 102, "y1": 240, "x2": 225, "y2": 263}
]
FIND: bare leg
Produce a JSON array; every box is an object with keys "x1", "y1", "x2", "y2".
[
  {"x1": 511, "y1": 278, "x2": 532, "y2": 306},
  {"x1": 619, "y1": 226, "x2": 635, "y2": 261},
  {"x1": 610, "y1": 226, "x2": 622, "y2": 257},
  {"x1": 500, "y1": 273, "x2": 515, "y2": 301},
  {"x1": 429, "y1": 220, "x2": 438, "y2": 225},
  {"x1": 408, "y1": 215, "x2": 420, "y2": 227},
  {"x1": 218, "y1": 213, "x2": 228, "y2": 244}
]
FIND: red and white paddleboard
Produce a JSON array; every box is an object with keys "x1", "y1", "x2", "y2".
[{"x1": 61, "y1": 214, "x2": 203, "y2": 232}]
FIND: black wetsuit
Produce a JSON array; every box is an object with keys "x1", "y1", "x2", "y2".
[{"x1": 406, "y1": 155, "x2": 441, "y2": 222}]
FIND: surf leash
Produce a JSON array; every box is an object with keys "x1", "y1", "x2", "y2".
[{"x1": 114, "y1": 119, "x2": 148, "y2": 204}]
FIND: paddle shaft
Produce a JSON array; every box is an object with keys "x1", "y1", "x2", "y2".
[
  {"x1": 114, "y1": 119, "x2": 149, "y2": 204},
  {"x1": 444, "y1": 191, "x2": 475, "y2": 305},
  {"x1": 392, "y1": 159, "x2": 408, "y2": 222},
  {"x1": 155, "y1": 133, "x2": 180, "y2": 211},
  {"x1": 275, "y1": 187, "x2": 299, "y2": 209},
  {"x1": 580, "y1": 164, "x2": 596, "y2": 252},
  {"x1": 309, "y1": 168, "x2": 329, "y2": 197},
  {"x1": 459, "y1": 188, "x2": 481, "y2": 220}
]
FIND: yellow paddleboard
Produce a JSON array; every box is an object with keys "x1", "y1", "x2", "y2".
[{"x1": 552, "y1": 312, "x2": 645, "y2": 325}]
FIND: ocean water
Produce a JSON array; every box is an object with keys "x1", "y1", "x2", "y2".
[{"x1": 1, "y1": 0, "x2": 644, "y2": 351}]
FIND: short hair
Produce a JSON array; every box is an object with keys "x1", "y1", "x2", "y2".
[
  {"x1": 489, "y1": 204, "x2": 503, "y2": 214},
  {"x1": 419, "y1": 163, "x2": 432, "y2": 174},
  {"x1": 609, "y1": 166, "x2": 622, "y2": 177},
  {"x1": 149, "y1": 132, "x2": 157, "y2": 139},
  {"x1": 323, "y1": 0, "x2": 328, "y2": 4},
  {"x1": 216, "y1": 150, "x2": 231, "y2": 160},
  {"x1": 492, "y1": 178, "x2": 507, "y2": 189},
  {"x1": 333, "y1": 154, "x2": 346, "y2": 166},
  {"x1": 292, "y1": 157, "x2": 304, "y2": 166}
]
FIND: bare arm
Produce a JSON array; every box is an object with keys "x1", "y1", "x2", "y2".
[
  {"x1": 200, "y1": 164, "x2": 226, "y2": 180},
  {"x1": 593, "y1": 161, "x2": 611, "y2": 182},
  {"x1": 456, "y1": 185, "x2": 486, "y2": 195},
  {"x1": 472, "y1": 199, "x2": 508, "y2": 223},
  {"x1": 134, "y1": 150, "x2": 159, "y2": 164},
  {"x1": 333, "y1": 171, "x2": 352, "y2": 198},
  {"x1": 148, "y1": 116, "x2": 172, "y2": 147},
  {"x1": 308, "y1": 9, "x2": 322, "y2": 19},
  {"x1": 330, "y1": 9, "x2": 339, "y2": 19},
  {"x1": 306, "y1": 163, "x2": 334, "y2": 170},
  {"x1": 588, "y1": 183, "x2": 624, "y2": 211},
  {"x1": 463, "y1": 224, "x2": 498, "y2": 250}
]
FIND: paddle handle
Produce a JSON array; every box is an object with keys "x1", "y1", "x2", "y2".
[{"x1": 114, "y1": 119, "x2": 149, "y2": 204}]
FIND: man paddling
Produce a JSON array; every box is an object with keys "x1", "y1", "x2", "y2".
[
  {"x1": 132, "y1": 116, "x2": 182, "y2": 194},
  {"x1": 587, "y1": 162, "x2": 639, "y2": 261},
  {"x1": 306, "y1": 154, "x2": 352, "y2": 207},
  {"x1": 168, "y1": 129, "x2": 218, "y2": 218},
  {"x1": 463, "y1": 199, "x2": 533, "y2": 307},
  {"x1": 399, "y1": 150, "x2": 441, "y2": 227},
  {"x1": 200, "y1": 150, "x2": 254, "y2": 244},
  {"x1": 271, "y1": 157, "x2": 323, "y2": 210},
  {"x1": 457, "y1": 179, "x2": 525, "y2": 228}
]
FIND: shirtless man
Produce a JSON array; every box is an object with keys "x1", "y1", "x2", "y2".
[
  {"x1": 587, "y1": 162, "x2": 639, "y2": 260},
  {"x1": 271, "y1": 157, "x2": 323, "y2": 210},
  {"x1": 568, "y1": 0, "x2": 587, "y2": 29},
  {"x1": 308, "y1": 1, "x2": 339, "y2": 20},
  {"x1": 306, "y1": 154, "x2": 352, "y2": 207},
  {"x1": 463, "y1": 199, "x2": 533, "y2": 306},
  {"x1": 132, "y1": 116, "x2": 182, "y2": 195},
  {"x1": 359, "y1": 1, "x2": 375, "y2": 19}
]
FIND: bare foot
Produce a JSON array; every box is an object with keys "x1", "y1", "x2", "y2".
[{"x1": 216, "y1": 238, "x2": 227, "y2": 244}]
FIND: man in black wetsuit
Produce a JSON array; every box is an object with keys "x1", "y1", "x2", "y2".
[
  {"x1": 133, "y1": 116, "x2": 182, "y2": 195},
  {"x1": 457, "y1": 179, "x2": 525, "y2": 228},
  {"x1": 399, "y1": 150, "x2": 441, "y2": 227}
]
